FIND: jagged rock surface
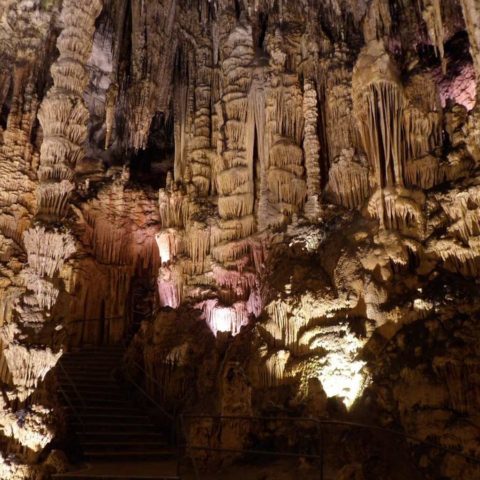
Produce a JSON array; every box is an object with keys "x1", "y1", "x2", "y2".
[{"x1": 0, "y1": 0, "x2": 480, "y2": 478}]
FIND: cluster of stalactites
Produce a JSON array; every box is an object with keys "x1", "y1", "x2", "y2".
[
  {"x1": 403, "y1": 74, "x2": 443, "y2": 162},
  {"x1": 259, "y1": 74, "x2": 307, "y2": 228},
  {"x1": 156, "y1": 182, "x2": 194, "y2": 309},
  {"x1": 353, "y1": 40, "x2": 405, "y2": 191},
  {"x1": 117, "y1": 0, "x2": 177, "y2": 151},
  {"x1": 36, "y1": 0, "x2": 102, "y2": 220},
  {"x1": 173, "y1": 39, "x2": 215, "y2": 196},
  {"x1": 155, "y1": 177, "x2": 264, "y2": 335},
  {"x1": 326, "y1": 149, "x2": 371, "y2": 209},
  {"x1": 351, "y1": 39, "x2": 445, "y2": 227}
]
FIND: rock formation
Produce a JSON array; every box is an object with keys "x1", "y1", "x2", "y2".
[{"x1": 0, "y1": 0, "x2": 480, "y2": 478}]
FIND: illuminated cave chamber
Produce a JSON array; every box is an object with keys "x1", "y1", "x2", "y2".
[{"x1": 0, "y1": 0, "x2": 480, "y2": 479}]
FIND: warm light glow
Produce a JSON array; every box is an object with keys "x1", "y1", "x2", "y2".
[
  {"x1": 316, "y1": 354, "x2": 368, "y2": 409},
  {"x1": 155, "y1": 230, "x2": 174, "y2": 264},
  {"x1": 309, "y1": 324, "x2": 370, "y2": 409},
  {"x1": 0, "y1": 453, "x2": 30, "y2": 480},
  {"x1": 212, "y1": 306, "x2": 235, "y2": 333},
  {"x1": 199, "y1": 299, "x2": 249, "y2": 336}
]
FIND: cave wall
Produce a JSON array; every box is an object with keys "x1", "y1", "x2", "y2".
[{"x1": 0, "y1": 0, "x2": 479, "y2": 478}]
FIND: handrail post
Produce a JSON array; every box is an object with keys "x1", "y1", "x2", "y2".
[
  {"x1": 319, "y1": 425, "x2": 324, "y2": 480},
  {"x1": 175, "y1": 414, "x2": 181, "y2": 479}
]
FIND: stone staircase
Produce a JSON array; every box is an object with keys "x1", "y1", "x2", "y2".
[{"x1": 53, "y1": 345, "x2": 180, "y2": 480}]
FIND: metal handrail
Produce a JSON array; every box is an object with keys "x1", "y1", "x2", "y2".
[
  {"x1": 181, "y1": 414, "x2": 480, "y2": 461},
  {"x1": 116, "y1": 322, "x2": 182, "y2": 477},
  {"x1": 58, "y1": 363, "x2": 86, "y2": 435},
  {"x1": 122, "y1": 366, "x2": 174, "y2": 422},
  {"x1": 127, "y1": 358, "x2": 173, "y2": 396},
  {"x1": 179, "y1": 413, "x2": 480, "y2": 479},
  {"x1": 58, "y1": 363, "x2": 86, "y2": 410},
  {"x1": 114, "y1": 310, "x2": 183, "y2": 475},
  {"x1": 64, "y1": 315, "x2": 125, "y2": 327}
]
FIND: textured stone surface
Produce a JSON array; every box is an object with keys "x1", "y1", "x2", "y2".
[{"x1": 0, "y1": 0, "x2": 479, "y2": 478}]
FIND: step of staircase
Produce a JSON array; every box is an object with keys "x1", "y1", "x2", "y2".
[
  {"x1": 84, "y1": 450, "x2": 174, "y2": 460},
  {"x1": 59, "y1": 385, "x2": 126, "y2": 395},
  {"x1": 64, "y1": 405, "x2": 143, "y2": 415},
  {"x1": 71, "y1": 421, "x2": 157, "y2": 432},
  {"x1": 53, "y1": 472, "x2": 179, "y2": 480},
  {"x1": 78, "y1": 432, "x2": 167, "y2": 442},
  {"x1": 83, "y1": 440, "x2": 168, "y2": 449},
  {"x1": 55, "y1": 345, "x2": 177, "y2": 479},
  {"x1": 70, "y1": 416, "x2": 152, "y2": 426}
]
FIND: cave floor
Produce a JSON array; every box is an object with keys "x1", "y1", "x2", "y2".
[
  {"x1": 55, "y1": 458, "x2": 334, "y2": 479},
  {"x1": 54, "y1": 460, "x2": 179, "y2": 479}
]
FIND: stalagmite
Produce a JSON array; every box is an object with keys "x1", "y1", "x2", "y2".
[{"x1": 302, "y1": 81, "x2": 321, "y2": 219}]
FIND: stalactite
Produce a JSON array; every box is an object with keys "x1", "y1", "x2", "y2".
[
  {"x1": 326, "y1": 149, "x2": 370, "y2": 209},
  {"x1": 368, "y1": 188, "x2": 425, "y2": 231},
  {"x1": 430, "y1": 238, "x2": 480, "y2": 276},
  {"x1": 156, "y1": 229, "x2": 183, "y2": 264},
  {"x1": 216, "y1": 22, "x2": 255, "y2": 253},
  {"x1": 433, "y1": 359, "x2": 480, "y2": 415},
  {"x1": 261, "y1": 349, "x2": 290, "y2": 387},
  {"x1": 104, "y1": 83, "x2": 118, "y2": 149},
  {"x1": 459, "y1": 0, "x2": 480, "y2": 86},
  {"x1": 421, "y1": 0, "x2": 446, "y2": 73},
  {"x1": 211, "y1": 216, "x2": 255, "y2": 245},
  {"x1": 199, "y1": 298, "x2": 250, "y2": 336},
  {"x1": 158, "y1": 185, "x2": 195, "y2": 229},
  {"x1": 353, "y1": 40, "x2": 405, "y2": 191},
  {"x1": 123, "y1": 0, "x2": 177, "y2": 150},
  {"x1": 403, "y1": 74, "x2": 442, "y2": 162},
  {"x1": 218, "y1": 193, "x2": 255, "y2": 219},
  {"x1": 23, "y1": 227, "x2": 76, "y2": 278},
  {"x1": 212, "y1": 265, "x2": 256, "y2": 296},
  {"x1": 324, "y1": 43, "x2": 357, "y2": 165},
  {"x1": 258, "y1": 62, "x2": 307, "y2": 226},
  {"x1": 158, "y1": 264, "x2": 183, "y2": 308},
  {"x1": 0, "y1": 329, "x2": 61, "y2": 401},
  {"x1": 211, "y1": 239, "x2": 251, "y2": 264},
  {"x1": 404, "y1": 155, "x2": 443, "y2": 189},
  {"x1": 190, "y1": 43, "x2": 215, "y2": 196},
  {"x1": 20, "y1": 270, "x2": 59, "y2": 312},
  {"x1": 185, "y1": 222, "x2": 211, "y2": 274}
]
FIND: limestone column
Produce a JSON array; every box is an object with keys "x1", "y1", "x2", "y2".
[{"x1": 13, "y1": 0, "x2": 103, "y2": 398}]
